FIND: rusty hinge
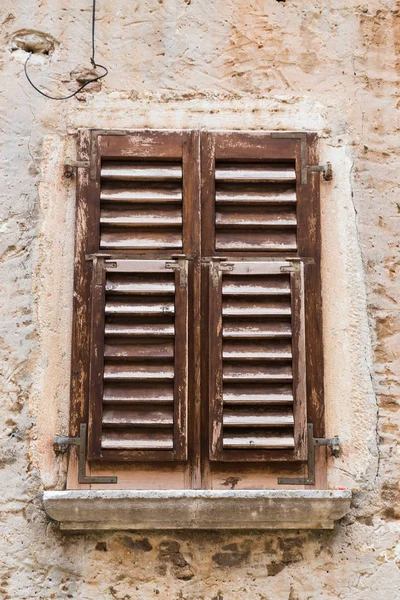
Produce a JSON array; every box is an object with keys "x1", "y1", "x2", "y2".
[
  {"x1": 278, "y1": 424, "x2": 340, "y2": 486},
  {"x1": 64, "y1": 157, "x2": 90, "y2": 178},
  {"x1": 165, "y1": 255, "x2": 188, "y2": 287},
  {"x1": 307, "y1": 162, "x2": 333, "y2": 181},
  {"x1": 270, "y1": 132, "x2": 333, "y2": 184},
  {"x1": 54, "y1": 423, "x2": 118, "y2": 484}
]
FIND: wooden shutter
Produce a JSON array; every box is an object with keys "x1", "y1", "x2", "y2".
[
  {"x1": 88, "y1": 258, "x2": 188, "y2": 461},
  {"x1": 209, "y1": 259, "x2": 307, "y2": 462},
  {"x1": 70, "y1": 130, "x2": 198, "y2": 466},
  {"x1": 202, "y1": 131, "x2": 323, "y2": 465}
]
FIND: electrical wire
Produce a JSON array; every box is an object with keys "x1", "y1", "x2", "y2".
[{"x1": 24, "y1": 0, "x2": 108, "y2": 100}]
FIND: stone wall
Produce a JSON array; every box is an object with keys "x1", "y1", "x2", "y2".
[{"x1": 0, "y1": 0, "x2": 399, "y2": 598}]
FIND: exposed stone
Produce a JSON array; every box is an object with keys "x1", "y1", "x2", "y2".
[
  {"x1": 121, "y1": 536, "x2": 152, "y2": 552},
  {"x1": 10, "y1": 29, "x2": 57, "y2": 54},
  {"x1": 95, "y1": 541, "x2": 107, "y2": 552}
]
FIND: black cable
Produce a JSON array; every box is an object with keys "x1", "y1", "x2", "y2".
[{"x1": 24, "y1": 0, "x2": 108, "y2": 100}]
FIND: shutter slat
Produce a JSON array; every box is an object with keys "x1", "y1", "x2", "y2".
[
  {"x1": 105, "y1": 323, "x2": 175, "y2": 337},
  {"x1": 215, "y1": 164, "x2": 296, "y2": 182},
  {"x1": 222, "y1": 275, "x2": 291, "y2": 296},
  {"x1": 223, "y1": 320, "x2": 292, "y2": 338},
  {"x1": 106, "y1": 275, "x2": 175, "y2": 295},
  {"x1": 101, "y1": 161, "x2": 182, "y2": 181},
  {"x1": 103, "y1": 383, "x2": 174, "y2": 404},
  {"x1": 102, "y1": 430, "x2": 174, "y2": 450},
  {"x1": 216, "y1": 231, "x2": 297, "y2": 251},
  {"x1": 223, "y1": 409, "x2": 294, "y2": 427},
  {"x1": 223, "y1": 363, "x2": 293, "y2": 381},
  {"x1": 223, "y1": 384, "x2": 293, "y2": 405},
  {"x1": 104, "y1": 363, "x2": 175, "y2": 381},
  {"x1": 223, "y1": 433, "x2": 295, "y2": 449},
  {"x1": 103, "y1": 407, "x2": 174, "y2": 427},
  {"x1": 223, "y1": 298, "x2": 291, "y2": 317},
  {"x1": 104, "y1": 340, "x2": 174, "y2": 360},
  {"x1": 101, "y1": 184, "x2": 182, "y2": 203},
  {"x1": 216, "y1": 186, "x2": 296, "y2": 205},
  {"x1": 216, "y1": 207, "x2": 296, "y2": 228},
  {"x1": 101, "y1": 228, "x2": 182, "y2": 250},
  {"x1": 101, "y1": 208, "x2": 182, "y2": 227},
  {"x1": 223, "y1": 340, "x2": 292, "y2": 360},
  {"x1": 105, "y1": 299, "x2": 175, "y2": 316}
]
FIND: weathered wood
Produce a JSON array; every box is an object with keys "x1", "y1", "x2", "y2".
[
  {"x1": 103, "y1": 383, "x2": 174, "y2": 404},
  {"x1": 102, "y1": 430, "x2": 174, "y2": 450},
  {"x1": 101, "y1": 229, "x2": 182, "y2": 250},
  {"x1": 101, "y1": 183, "x2": 182, "y2": 203},
  {"x1": 216, "y1": 164, "x2": 296, "y2": 183},
  {"x1": 68, "y1": 129, "x2": 325, "y2": 489},
  {"x1": 296, "y1": 133, "x2": 325, "y2": 438},
  {"x1": 208, "y1": 260, "x2": 302, "y2": 462},
  {"x1": 102, "y1": 407, "x2": 174, "y2": 427},
  {"x1": 101, "y1": 161, "x2": 182, "y2": 181},
  {"x1": 223, "y1": 320, "x2": 292, "y2": 338},
  {"x1": 98, "y1": 132, "x2": 183, "y2": 159}
]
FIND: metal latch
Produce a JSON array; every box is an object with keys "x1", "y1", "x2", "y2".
[
  {"x1": 54, "y1": 423, "x2": 118, "y2": 484},
  {"x1": 278, "y1": 424, "x2": 340, "y2": 486},
  {"x1": 64, "y1": 158, "x2": 90, "y2": 178},
  {"x1": 165, "y1": 255, "x2": 188, "y2": 287}
]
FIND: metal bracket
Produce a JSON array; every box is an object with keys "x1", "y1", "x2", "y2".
[
  {"x1": 208, "y1": 258, "x2": 234, "y2": 288},
  {"x1": 54, "y1": 423, "x2": 118, "y2": 485},
  {"x1": 270, "y1": 132, "x2": 333, "y2": 184},
  {"x1": 308, "y1": 162, "x2": 333, "y2": 182},
  {"x1": 165, "y1": 255, "x2": 188, "y2": 287},
  {"x1": 278, "y1": 424, "x2": 340, "y2": 486},
  {"x1": 64, "y1": 158, "x2": 90, "y2": 178},
  {"x1": 85, "y1": 253, "x2": 112, "y2": 261}
]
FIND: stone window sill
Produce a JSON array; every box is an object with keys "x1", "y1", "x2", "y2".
[{"x1": 43, "y1": 489, "x2": 352, "y2": 531}]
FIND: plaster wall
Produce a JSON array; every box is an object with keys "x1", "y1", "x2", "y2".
[{"x1": 0, "y1": 1, "x2": 399, "y2": 598}]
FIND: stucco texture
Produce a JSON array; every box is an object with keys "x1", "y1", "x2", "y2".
[{"x1": 0, "y1": 0, "x2": 399, "y2": 598}]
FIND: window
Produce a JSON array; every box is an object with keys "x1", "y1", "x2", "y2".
[{"x1": 67, "y1": 129, "x2": 324, "y2": 489}]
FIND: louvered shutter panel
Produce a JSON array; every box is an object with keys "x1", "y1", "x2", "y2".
[
  {"x1": 214, "y1": 163, "x2": 297, "y2": 251},
  {"x1": 72, "y1": 131, "x2": 194, "y2": 463},
  {"x1": 88, "y1": 258, "x2": 188, "y2": 461},
  {"x1": 99, "y1": 135, "x2": 185, "y2": 252},
  {"x1": 209, "y1": 260, "x2": 307, "y2": 461},
  {"x1": 203, "y1": 132, "x2": 322, "y2": 464}
]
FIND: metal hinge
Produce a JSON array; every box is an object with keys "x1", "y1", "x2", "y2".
[
  {"x1": 270, "y1": 132, "x2": 333, "y2": 184},
  {"x1": 54, "y1": 423, "x2": 118, "y2": 484},
  {"x1": 64, "y1": 157, "x2": 90, "y2": 178},
  {"x1": 165, "y1": 255, "x2": 188, "y2": 287},
  {"x1": 307, "y1": 162, "x2": 333, "y2": 181},
  {"x1": 278, "y1": 424, "x2": 340, "y2": 486}
]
